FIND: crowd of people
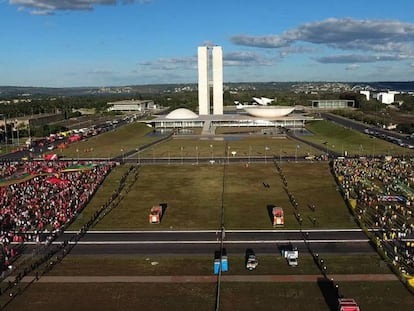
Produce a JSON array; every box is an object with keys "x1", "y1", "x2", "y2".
[
  {"x1": 0, "y1": 160, "x2": 115, "y2": 273},
  {"x1": 332, "y1": 157, "x2": 414, "y2": 277}
]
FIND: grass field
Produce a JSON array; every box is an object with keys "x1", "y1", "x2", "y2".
[
  {"x1": 68, "y1": 164, "x2": 133, "y2": 230},
  {"x1": 85, "y1": 162, "x2": 356, "y2": 230},
  {"x1": 46, "y1": 254, "x2": 392, "y2": 276},
  {"x1": 55, "y1": 122, "x2": 157, "y2": 158},
  {"x1": 303, "y1": 120, "x2": 414, "y2": 156},
  {"x1": 3, "y1": 118, "x2": 414, "y2": 311},
  {"x1": 137, "y1": 136, "x2": 322, "y2": 158},
  {"x1": 6, "y1": 281, "x2": 413, "y2": 311},
  {"x1": 6, "y1": 253, "x2": 407, "y2": 311}
]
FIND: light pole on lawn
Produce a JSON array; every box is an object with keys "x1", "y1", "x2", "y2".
[
  {"x1": 265, "y1": 146, "x2": 270, "y2": 164},
  {"x1": 295, "y1": 145, "x2": 298, "y2": 163},
  {"x1": 15, "y1": 119, "x2": 19, "y2": 147},
  {"x1": 248, "y1": 145, "x2": 251, "y2": 163},
  {"x1": 196, "y1": 146, "x2": 199, "y2": 165}
]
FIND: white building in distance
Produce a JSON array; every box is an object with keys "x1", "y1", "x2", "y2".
[
  {"x1": 107, "y1": 99, "x2": 156, "y2": 112},
  {"x1": 376, "y1": 92, "x2": 396, "y2": 104},
  {"x1": 360, "y1": 90, "x2": 370, "y2": 101}
]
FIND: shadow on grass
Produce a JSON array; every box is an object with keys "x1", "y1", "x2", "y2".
[
  {"x1": 317, "y1": 277, "x2": 340, "y2": 311},
  {"x1": 266, "y1": 204, "x2": 275, "y2": 226},
  {"x1": 159, "y1": 202, "x2": 168, "y2": 222}
]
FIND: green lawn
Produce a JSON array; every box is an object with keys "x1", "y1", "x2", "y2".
[
  {"x1": 46, "y1": 254, "x2": 391, "y2": 277},
  {"x1": 68, "y1": 164, "x2": 134, "y2": 230},
  {"x1": 137, "y1": 136, "x2": 322, "y2": 158},
  {"x1": 79, "y1": 162, "x2": 356, "y2": 230},
  {"x1": 94, "y1": 164, "x2": 223, "y2": 230},
  {"x1": 6, "y1": 281, "x2": 412, "y2": 311},
  {"x1": 276, "y1": 162, "x2": 356, "y2": 229},
  {"x1": 56, "y1": 122, "x2": 157, "y2": 158},
  {"x1": 303, "y1": 120, "x2": 413, "y2": 156},
  {"x1": 6, "y1": 253, "x2": 406, "y2": 311}
]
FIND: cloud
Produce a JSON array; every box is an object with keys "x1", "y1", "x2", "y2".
[
  {"x1": 140, "y1": 56, "x2": 197, "y2": 70},
  {"x1": 279, "y1": 46, "x2": 317, "y2": 58},
  {"x1": 345, "y1": 64, "x2": 360, "y2": 71},
  {"x1": 9, "y1": 0, "x2": 151, "y2": 15},
  {"x1": 230, "y1": 18, "x2": 414, "y2": 54},
  {"x1": 139, "y1": 51, "x2": 275, "y2": 71},
  {"x1": 223, "y1": 51, "x2": 275, "y2": 66},
  {"x1": 314, "y1": 54, "x2": 410, "y2": 64},
  {"x1": 230, "y1": 34, "x2": 290, "y2": 49}
]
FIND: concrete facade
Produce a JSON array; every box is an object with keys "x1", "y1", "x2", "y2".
[
  {"x1": 212, "y1": 46, "x2": 223, "y2": 115},
  {"x1": 311, "y1": 100, "x2": 355, "y2": 109},
  {"x1": 197, "y1": 45, "x2": 223, "y2": 116},
  {"x1": 197, "y1": 46, "x2": 210, "y2": 115}
]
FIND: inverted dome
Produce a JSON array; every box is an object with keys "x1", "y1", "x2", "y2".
[
  {"x1": 166, "y1": 108, "x2": 198, "y2": 119},
  {"x1": 243, "y1": 106, "x2": 294, "y2": 118}
]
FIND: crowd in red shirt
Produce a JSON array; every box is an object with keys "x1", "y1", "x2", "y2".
[{"x1": 0, "y1": 160, "x2": 114, "y2": 272}]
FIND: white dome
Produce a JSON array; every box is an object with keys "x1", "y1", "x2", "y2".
[
  {"x1": 166, "y1": 108, "x2": 198, "y2": 119},
  {"x1": 243, "y1": 106, "x2": 294, "y2": 118}
]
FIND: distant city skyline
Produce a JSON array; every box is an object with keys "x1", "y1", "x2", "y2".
[{"x1": 1, "y1": 0, "x2": 414, "y2": 87}]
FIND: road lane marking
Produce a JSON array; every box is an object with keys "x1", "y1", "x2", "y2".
[{"x1": 22, "y1": 239, "x2": 370, "y2": 245}]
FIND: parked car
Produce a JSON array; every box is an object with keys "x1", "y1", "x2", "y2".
[{"x1": 245, "y1": 249, "x2": 258, "y2": 271}]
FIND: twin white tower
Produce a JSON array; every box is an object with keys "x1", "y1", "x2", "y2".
[{"x1": 198, "y1": 46, "x2": 223, "y2": 115}]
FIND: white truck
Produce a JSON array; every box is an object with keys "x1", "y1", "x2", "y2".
[{"x1": 281, "y1": 246, "x2": 298, "y2": 267}]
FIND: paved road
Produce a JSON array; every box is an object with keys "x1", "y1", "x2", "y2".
[
  {"x1": 322, "y1": 112, "x2": 413, "y2": 147},
  {"x1": 50, "y1": 229, "x2": 368, "y2": 243},
  {"x1": 23, "y1": 229, "x2": 375, "y2": 256}
]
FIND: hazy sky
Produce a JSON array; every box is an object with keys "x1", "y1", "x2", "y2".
[{"x1": 1, "y1": 0, "x2": 414, "y2": 87}]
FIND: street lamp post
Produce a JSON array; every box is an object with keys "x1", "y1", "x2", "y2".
[
  {"x1": 195, "y1": 146, "x2": 198, "y2": 165},
  {"x1": 15, "y1": 119, "x2": 19, "y2": 147},
  {"x1": 248, "y1": 145, "x2": 251, "y2": 163}
]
